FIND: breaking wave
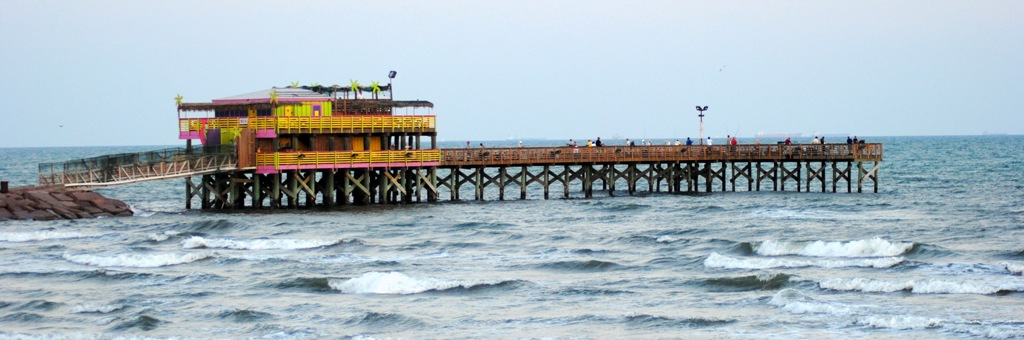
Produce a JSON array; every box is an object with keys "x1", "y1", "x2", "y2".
[
  {"x1": 63, "y1": 252, "x2": 212, "y2": 268},
  {"x1": 754, "y1": 237, "x2": 914, "y2": 257},
  {"x1": 819, "y1": 277, "x2": 1024, "y2": 295},
  {"x1": 181, "y1": 236, "x2": 342, "y2": 250},
  {"x1": 70, "y1": 304, "x2": 126, "y2": 314},
  {"x1": 697, "y1": 273, "x2": 791, "y2": 292},
  {"x1": 855, "y1": 315, "x2": 943, "y2": 329},
  {"x1": 147, "y1": 231, "x2": 185, "y2": 243},
  {"x1": 1004, "y1": 262, "x2": 1024, "y2": 275},
  {"x1": 329, "y1": 271, "x2": 521, "y2": 295},
  {"x1": 704, "y1": 252, "x2": 904, "y2": 269},
  {"x1": 0, "y1": 231, "x2": 99, "y2": 243},
  {"x1": 768, "y1": 289, "x2": 855, "y2": 316}
]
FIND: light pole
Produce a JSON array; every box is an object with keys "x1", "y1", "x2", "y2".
[
  {"x1": 696, "y1": 105, "x2": 708, "y2": 145},
  {"x1": 388, "y1": 70, "x2": 397, "y2": 100}
]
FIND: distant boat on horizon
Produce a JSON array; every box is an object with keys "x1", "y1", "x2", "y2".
[{"x1": 756, "y1": 132, "x2": 802, "y2": 138}]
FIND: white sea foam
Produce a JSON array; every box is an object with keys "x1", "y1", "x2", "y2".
[
  {"x1": 755, "y1": 237, "x2": 913, "y2": 257},
  {"x1": 777, "y1": 300, "x2": 855, "y2": 315},
  {"x1": 944, "y1": 322, "x2": 1024, "y2": 339},
  {"x1": 181, "y1": 236, "x2": 340, "y2": 250},
  {"x1": 655, "y1": 235, "x2": 680, "y2": 243},
  {"x1": 69, "y1": 303, "x2": 125, "y2": 314},
  {"x1": 768, "y1": 289, "x2": 854, "y2": 316},
  {"x1": 925, "y1": 262, "x2": 1013, "y2": 276},
  {"x1": 856, "y1": 315, "x2": 942, "y2": 329},
  {"x1": 0, "y1": 230, "x2": 99, "y2": 243},
  {"x1": 704, "y1": 252, "x2": 904, "y2": 269},
  {"x1": 62, "y1": 252, "x2": 211, "y2": 268},
  {"x1": 1003, "y1": 262, "x2": 1024, "y2": 275},
  {"x1": 329, "y1": 271, "x2": 464, "y2": 294},
  {"x1": 819, "y1": 277, "x2": 1024, "y2": 294},
  {"x1": 147, "y1": 230, "x2": 182, "y2": 242}
]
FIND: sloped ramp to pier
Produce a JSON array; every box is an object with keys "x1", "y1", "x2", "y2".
[{"x1": 38, "y1": 148, "x2": 238, "y2": 189}]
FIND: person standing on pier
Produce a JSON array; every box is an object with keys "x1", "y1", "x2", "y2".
[
  {"x1": 812, "y1": 136, "x2": 820, "y2": 144},
  {"x1": 707, "y1": 137, "x2": 713, "y2": 146},
  {"x1": 595, "y1": 137, "x2": 604, "y2": 147},
  {"x1": 686, "y1": 137, "x2": 693, "y2": 145}
]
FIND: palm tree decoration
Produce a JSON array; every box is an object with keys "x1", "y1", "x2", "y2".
[
  {"x1": 290, "y1": 81, "x2": 300, "y2": 88},
  {"x1": 269, "y1": 90, "x2": 279, "y2": 105},
  {"x1": 175, "y1": 94, "x2": 183, "y2": 118},
  {"x1": 370, "y1": 81, "x2": 382, "y2": 99},
  {"x1": 349, "y1": 79, "x2": 361, "y2": 99}
]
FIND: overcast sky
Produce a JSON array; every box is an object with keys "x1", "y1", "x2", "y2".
[{"x1": 1, "y1": 0, "x2": 1021, "y2": 147}]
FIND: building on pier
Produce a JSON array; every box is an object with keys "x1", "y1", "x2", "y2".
[{"x1": 175, "y1": 81, "x2": 441, "y2": 208}]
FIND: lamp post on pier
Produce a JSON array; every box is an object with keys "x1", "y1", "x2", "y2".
[
  {"x1": 696, "y1": 105, "x2": 708, "y2": 145},
  {"x1": 388, "y1": 70, "x2": 397, "y2": 100}
]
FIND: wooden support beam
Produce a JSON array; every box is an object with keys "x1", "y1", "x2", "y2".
[
  {"x1": 858, "y1": 161, "x2": 880, "y2": 193},
  {"x1": 323, "y1": 171, "x2": 335, "y2": 207},
  {"x1": 807, "y1": 161, "x2": 826, "y2": 193},
  {"x1": 780, "y1": 162, "x2": 801, "y2": 192},
  {"x1": 428, "y1": 168, "x2": 438, "y2": 202},
  {"x1": 756, "y1": 162, "x2": 778, "y2": 192},
  {"x1": 271, "y1": 173, "x2": 281, "y2": 208},
  {"x1": 498, "y1": 167, "x2": 507, "y2": 200},
  {"x1": 731, "y1": 162, "x2": 753, "y2": 192},
  {"x1": 252, "y1": 174, "x2": 262, "y2": 209},
  {"x1": 833, "y1": 162, "x2": 851, "y2": 193}
]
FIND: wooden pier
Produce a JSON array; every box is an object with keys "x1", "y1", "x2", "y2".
[
  {"x1": 36, "y1": 81, "x2": 884, "y2": 210},
  {"x1": 166, "y1": 143, "x2": 880, "y2": 209}
]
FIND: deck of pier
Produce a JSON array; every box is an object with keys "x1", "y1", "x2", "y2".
[
  {"x1": 38, "y1": 143, "x2": 882, "y2": 209},
  {"x1": 439, "y1": 143, "x2": 881, "y2": 167}
]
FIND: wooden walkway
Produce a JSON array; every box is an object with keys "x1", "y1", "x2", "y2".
[
  {"x1": 427, "y1": 143, "x2": 883, "y2": 202},
  {"x1": 38, "y1": 148, "x2": 237, "y2": 189},
  {"x1": 440, "y1": 143, "x2": 882, "y2": 166},
  {"x1": 38, "y1": 143, "x2": 882, "y2": 208}
]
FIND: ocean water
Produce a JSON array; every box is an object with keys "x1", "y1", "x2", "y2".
[{"x1": 1, "y1": 135, "x2": 1022, "y2": 339}]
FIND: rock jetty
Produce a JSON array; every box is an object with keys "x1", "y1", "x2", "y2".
[{"x1": 0, "y1": 186, "x2": 133, "y2": 221}]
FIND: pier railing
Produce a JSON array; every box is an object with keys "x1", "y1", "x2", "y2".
[
  {"x1": 179, "y1": 115, "x2": 436, "y2": 139},
  {"x1": 440, "y1": 143, "x2": 882, "y2": 167},
  {"x1": 255, "y1": 149, "x2": 442, "y2": 172},
  {"x1": 39, "y1": 147, "x2": 238, "y2": 188}
]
